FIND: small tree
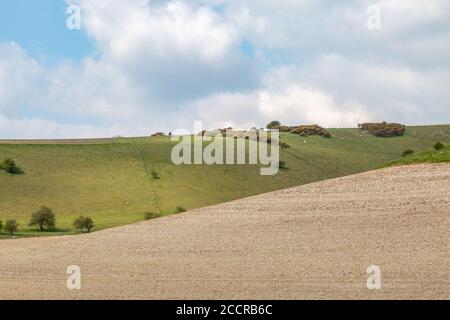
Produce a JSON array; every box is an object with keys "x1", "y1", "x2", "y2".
[
  {"x1": 73, "y1": 216, "x2": 95, "y2": 233},
  {"x1": 5, "y1": 220, "x2": 19, "y2": 237},
  {"x1": 266, "y1": 121, "x2": 281, "y2": 129},
  {"x1": 29, "y1": 206, "x2": 56, "y2": 231},
  {"x1": 433, "y1": 142, "x2": 444, "y2": 151},
  {"x1": 83, "y1": 217, "x2": 95, "y2": 233}
]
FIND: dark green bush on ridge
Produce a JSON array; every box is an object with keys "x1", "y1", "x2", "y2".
[{"x1": 266, "y1": 121, "x2": 281, "y2": 129}]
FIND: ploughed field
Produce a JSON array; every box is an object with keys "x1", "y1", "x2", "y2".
[
  {"x1": 1, "y1": 125, "x2": 450, "y2": 237},
  {"x1": 0, "y1": 164, "x2": 448, "y2": 299}
]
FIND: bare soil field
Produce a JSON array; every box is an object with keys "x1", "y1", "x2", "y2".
[{"x1": 0, "y1": 164, "x2": 449, "y2": 300}]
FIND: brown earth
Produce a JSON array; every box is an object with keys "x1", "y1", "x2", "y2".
[{"x1": 0, "y1": 164, "x2": 449, "y2": 300}]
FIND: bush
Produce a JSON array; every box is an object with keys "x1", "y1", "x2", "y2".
[
  {"x1": 358, "y1": 122, "x2": 405, "y2": 137},
  {"x1": 266, "y1": 121, "x2": 281, "y2": 129},
  {"x1": 73, "y1": 216, "x2": 95, "y2": 233},
  {"x1": 0, "y1": 158, "x2": 21, "y2": 174},
  {"x1": 0, "y1": 220, "x2": 3, "y2": 231},
  {"x1": 29, "y1": 206, "x2": 56, "y2": 231},
  {"x1": 151, "y1": 132, "x2": 165, "y2": 137},
  {"x1": 151, "y1": 170, "x2": 160, "y2": 179},
  {"x1": 402, "y1": 149, "x2": 415, "y2": 157},
  {"x1": 175, "y1": 206, "x2": 186, "y2": 213},
  {"x1": 4, "y1": 220, "x2": 19, "y2": 237},
  {"x1": 280, "y1": 142, "x2": 290, "y2": 149},
  {"x1": 273, "y1": 125, "x2": 296, "y2": 133},
  {"x1": 290, "y1": 125, "x2": 332, "y2": 138},
  {"x1": 279, "y1": 161, "x2": 287, "y2": 169},
  {"x1": 433, "y1": 142, "x2": 444, "y2": 151},
  {"x1": 144, "y1": 212, "x2": 160, "y2": 220}
]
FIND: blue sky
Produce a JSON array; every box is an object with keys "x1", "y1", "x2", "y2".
[
  {"x1": 0, "y1": 0, "x2": 449, "y2": 138},
  {"x1": 0, "y1": 0, "x2": 92, "y2": 65}
]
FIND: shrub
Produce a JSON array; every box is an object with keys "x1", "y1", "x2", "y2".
[
  {"x1": 280, "y1": 142, "x2": 290, "y2": 149},
  {"x1": 0, "y1": 220, "x2": 3, "y2": 231},
  {"x1": 290, "y1": 125, "x2": 332, "y2": 138},
  {"x1": 175, "y1": 206, "x2": 186, "y2": 213},
  {"x1": 73, "y1": 216, "x2": 95, "y2": 233},
  {"x1": 151, "y1": 132, "x2": 165, "y2": 137},
  {"x1": 433, "y1": 142, "x2": 444, "y2": 151},
  {"x1": 29, "y1": 206, "x2": 56, "y2": 231},
  {"x1": 279, "y1": 161, "x2": 287, "y2": 169},
  {"x1": 402, "y1": 149, "x2": 415, "y2": 157},
  {"x1": 0, "y1": 158, "x2": 21, "y2": 174},
  {"x1": 273, "y1": 125, "x2": 296, "y2": 133},
  {"x1": 4, "y1": 220, "x2": 18, "y2": 237},
  {"x1": 151, "y1": 170, "x2": 160, "y2": 179},
  {"x1": 358, "y1": 122, "x2": 405, "y2": 137},
  {"x1": 144, "y1": 212, "x2": 160, "y2": 220},
  {"x1": 266, "y1": 121, "x2": 281, "y2": 129}
]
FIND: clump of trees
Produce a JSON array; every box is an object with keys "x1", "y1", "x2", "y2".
[
  {"x1": 0, "y1": 158, "x2": 21, "y2": 174},
  {"x1": 433, "y1": 142, "x2": 444, "y2": 151},
  {"x1": 358, "y1": 122, "x2": 406, "y2": 137},
  {"x1": 73, "y1": 216, "x2": 95, "y2": 233},
  {"x1": 29, "y1": 206, "x2": 56, "y2": 231},
  {"x1": 290, "y1": 125, "x2": 332, "y2": 138}
]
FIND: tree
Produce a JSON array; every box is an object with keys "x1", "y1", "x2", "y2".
[
  {"x1": 73, "y1": 216, "x2": 95, "y2": 233},
  {"x1": 266, "y1": 121, "x2": 281, "y2": 129},
  {"x1": 433, "y1": 142, "x2": 444, "y2": 151},
  {"x1": 29, "y1": 206, "x2": 56, "y2": 231},
  {"x1": 4, "y1": 220, "x2": 19, "y2": 237}
]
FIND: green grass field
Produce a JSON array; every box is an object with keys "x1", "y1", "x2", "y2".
[{"x1": 1, "y1": 125, "x2": 450, "y2": 238}]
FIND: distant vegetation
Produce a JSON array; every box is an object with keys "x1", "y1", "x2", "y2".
[
  {"x1": 359, "y1": 122, "x2": 406, "y2": 137},
  {"x1": 266, "y1": 121, "x2": 281, "y2": 129},
  {"x1": 392, "y1": 142, "x2": 449, "y2": 166}
]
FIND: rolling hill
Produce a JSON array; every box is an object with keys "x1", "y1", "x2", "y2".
[{"x1": 1, "y1": 125, "x2": 450, "y2": 237}]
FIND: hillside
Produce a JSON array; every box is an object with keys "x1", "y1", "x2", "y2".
[
  {"x1": 1, "y1": 125, "x2": 450, "y2": 237},
  {"x1": 0, "y1": 164, "x2": 448, "y2": 299}
]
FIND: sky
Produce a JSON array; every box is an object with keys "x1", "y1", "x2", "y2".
[{"x1": 0, "y1": 0, "x2": 449, "y2": 138}]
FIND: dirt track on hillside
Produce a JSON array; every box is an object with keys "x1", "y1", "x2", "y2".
[{"x1": 0, "y1": 164, "x2": 449, "y2": 300}]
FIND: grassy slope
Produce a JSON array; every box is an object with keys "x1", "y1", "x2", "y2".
[
  {"x1": 391, "y1": 143, "x2": 450, "y2": 165},
  {"x1": 1, "y1": 125, "x2": 450, "y2": 238}
]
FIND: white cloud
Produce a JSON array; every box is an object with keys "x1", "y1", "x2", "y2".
[{"x1": 0, "y1": 0, "x2": 449, "y2": 138}]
